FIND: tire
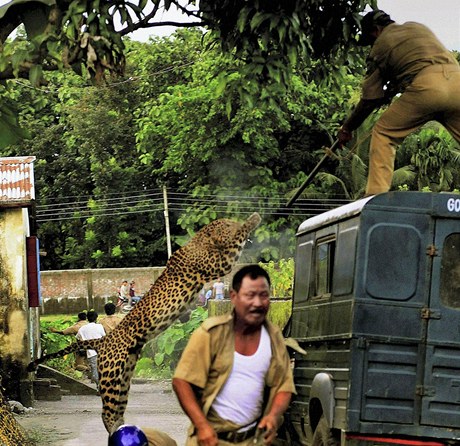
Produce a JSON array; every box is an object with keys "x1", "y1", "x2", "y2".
[
  {"x1": 121, "y1": 304, "x2": 133, "y2": 314},
  {"x1": 311, "y1": 415, "x2": 339, "y2": 446}
]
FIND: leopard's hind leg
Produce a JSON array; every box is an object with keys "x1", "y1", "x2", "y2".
[{"x1": 100, "y1": 351, "x2": 139, "y2": 433}]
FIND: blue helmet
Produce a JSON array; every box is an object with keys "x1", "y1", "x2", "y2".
[{"x1": 108, "y1": 425, "x2": 148, "y2": 446}]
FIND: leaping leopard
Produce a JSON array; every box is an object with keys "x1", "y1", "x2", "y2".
[{"x1": 28, "y1": 213, "x2": 261, "y2": 433}]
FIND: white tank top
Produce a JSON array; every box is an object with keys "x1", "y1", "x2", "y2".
[{"x1": 211, "y1": 326, "x2": 272, "y2": 427}]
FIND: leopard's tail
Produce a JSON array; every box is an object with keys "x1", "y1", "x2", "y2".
[{"x1": 27, "y1": 338, "x2": 102, "y2": 372}]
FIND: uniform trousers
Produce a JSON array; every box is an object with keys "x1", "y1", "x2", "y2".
[{"x1": 367, "y1": 64, "x2": 460, "y2": 195}]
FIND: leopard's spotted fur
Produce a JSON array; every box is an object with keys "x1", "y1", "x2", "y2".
[
  {"x1": 0, "y1": 381, "x2": 32, "y2": 446},
  {"x1": 28, "y1": 213, "x2": 261, "y2": 433}
]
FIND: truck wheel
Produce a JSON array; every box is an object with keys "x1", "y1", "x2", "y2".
[{"x1": 312, "y1": 415, "x2": 339, "y2": 446}]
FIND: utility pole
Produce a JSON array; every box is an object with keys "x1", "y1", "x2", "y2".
[{"x1": 163, "y1": 185, "x2": 172, "y2": 258}]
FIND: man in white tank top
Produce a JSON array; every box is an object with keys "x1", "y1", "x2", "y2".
[{"x1": 173, "y1": 265, "x2": 296, "y2": 445}]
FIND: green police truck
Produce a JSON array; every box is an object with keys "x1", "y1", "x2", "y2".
[{"x1": 284, "y1": 192, "x2": 460, "y2": 446}]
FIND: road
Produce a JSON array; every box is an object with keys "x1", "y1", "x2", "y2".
[{"x1": 16, "y1": 380, "x2": 189, "y2": 445}]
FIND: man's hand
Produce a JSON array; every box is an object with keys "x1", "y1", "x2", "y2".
[
  {"x1": 256, "y1": 391, "x2": 292, "y2": 445},
  {"x1": 196, "y1": 423, "x2": 218, "y2": 446},
  {"x1": 172, "y1": 378, "x2": 218, "y2": 446},
  {"x1": 337, "y1": 126, "x2": 353, "y2": 145},
  {"x1": 257, "y1": 415, "x2": 279, "y2": 445}
]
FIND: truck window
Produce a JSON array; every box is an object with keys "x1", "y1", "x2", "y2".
[
  {"x1": 440, "y1": 233, "x2": 460, "y2": 308},
  {"x1": 365, "y1": 224, "x2": 420, "y2": 301},
  {"x1": 293, "y1": 240, "x2": 313, "y2": 304},
  {"x1": 333, "y1": 227, "x2": 357, "y2": 297},
  {"x1": 315, "y1": 238, "x2": 335, "y2": 297}
]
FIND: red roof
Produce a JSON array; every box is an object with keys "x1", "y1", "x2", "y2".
[{"x1": 0, "y1": 156, "x2": 36, "y2": 202}]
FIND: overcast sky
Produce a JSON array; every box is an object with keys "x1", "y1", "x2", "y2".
[{"x1": 373, "y1": 0, "x2": 460, "y2": 50}]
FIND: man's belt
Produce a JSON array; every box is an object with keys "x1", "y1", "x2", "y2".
[{"x1": 217, "y1": 425, "x2": 257, "y2": 443}]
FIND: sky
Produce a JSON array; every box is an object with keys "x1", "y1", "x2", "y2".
[{"x1": 374, "y1": 0, "x2": 460, "y2": 50}]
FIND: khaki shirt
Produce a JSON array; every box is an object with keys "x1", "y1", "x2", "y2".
[
  {"x1": 100, "y1": 315, "x2": 122, "y2": 334},
  {"x1": 362, "y1": 22, "x2": 458, "y2": 100},
  {"x1": 174, "y1": 313, "x2": 296, "y2": 432},
  {"x1": 62, "y1": 320, "x2": 87, "y2": 335}
]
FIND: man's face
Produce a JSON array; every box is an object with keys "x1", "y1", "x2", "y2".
[{"x1": 231, "y1": 275, "x2": 270, "y2": 327}]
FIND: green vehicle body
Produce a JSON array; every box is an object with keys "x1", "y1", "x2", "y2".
[{"x1": 286, "y1": 192, "x2": 460, "y2": 446}]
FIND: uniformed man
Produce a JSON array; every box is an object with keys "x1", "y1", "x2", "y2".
[
  {"x1": 172, "y1": 265, "x2": 295, "y2": 446},
  {"x1": 50, "y1": 311, "x2": 89, "y2": 371},
  {"x1": 338, "y1": 10, "x2": 460, "y2": 196},
  {"x1": 100, "y1": 302, "x2": 122, "y2": 335}
]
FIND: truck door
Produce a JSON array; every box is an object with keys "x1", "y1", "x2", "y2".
[{"x1": 421, "y1": 219, "x2": 460, "y2": 427}]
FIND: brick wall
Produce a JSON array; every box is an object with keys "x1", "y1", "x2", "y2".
[{"x1": 40, "y1": 267, "x2": 165, "y2": 314}]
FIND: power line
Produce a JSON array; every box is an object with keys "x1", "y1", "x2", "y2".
[
  {"x1": 36, "y1": 195, "x2": 346, "y2": 215},
  {"x1": 35, "y1": 188, "x2": 350, "y2": 223},
  {"x1": 10, "y1": 61, "x2": 196, "y2": 94}
]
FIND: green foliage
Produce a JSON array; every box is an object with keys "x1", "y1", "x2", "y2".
[
  {"x1": 261, "y1": 259, "x2": 294, "y2": 298},
  {"x1": 6, "y1": 64, "x2": 170, "y2": 269},
  {"x1": 133, "y1": 357, "x2": 171, "y2": 380},
  {"x1": 398, "y1": 125, "x2": 460, "y2": 191},
  {"x1": 0, "y1": 0, "x2": 378, "y2": 147},
  {"x1": 267, "y1": 300, "x2": 292, "y2": 331},
  {"x1": 4, "y1": 27, "x2": 460, "y2": 270},
  {"x1": 201, "y1": 0, "x2": 376, "y2": 108},
  {"x1": 135, "y1": 29, "x2": 360, "y2": 260},
  {"x1": 38, "y1": 315, "x2": 84, "y2": 379},
  {"x1": 136, "y1": 307, "x2": 208, "y2": 377}
]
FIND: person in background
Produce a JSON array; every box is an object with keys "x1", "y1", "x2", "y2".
[
  {"x1": 129, "y1": 280, "x2": 136, "y2": 307},
  {"x1": 338, "y1": 10, "x2": 460, "y2": 196},
  {"x1": 197, "y1": 287, "x2": 207, "y2": 307},
  {"x1": 128, "y1": 279, "x2": 143, "y2": 307},
  {"x1": 172, "y1": 264, "x2": 296, "y2": 446},
  {"x1": 205, "y1": 287, "x2": 213, "y2": 307},
  {"x1": 99, "y1": 302, "x2": 122, "y2": 335},
  {"x1": 76, "y1": 310, "x2": 105, "y2": 386},
  {"x1": 119, "y1": 279, "x2": 130, "y2": 304},
  {"x1": 50, "y1": 311, "x2": 88, "y2": 371},
  {"x1": 212, "y1": 278, "x2": 225, "y2": 301},
  {"x1": 117, "y1": 279, "x2": 131, "y2": 311}
]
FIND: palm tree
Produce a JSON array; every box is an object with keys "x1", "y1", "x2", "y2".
[{"x1": 398, "y1": 123, "x2": 460, "y2": 191}]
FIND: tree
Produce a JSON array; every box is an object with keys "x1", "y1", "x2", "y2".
[
  {"x1": 397, "y1": 124, "x2": 460, "y2": 192},
  {"x1": 135, "y1": 28, "x2": 359, "y2": 260},
  {"x1": 0, "y1": 0, "x2": 377, "y2": 81},
  {"x1": 0, "y1": 0, "x2": 376, "y2": 146},
  {"x1": 5, "y1": 60, "x2": 174, "y2": 269}
]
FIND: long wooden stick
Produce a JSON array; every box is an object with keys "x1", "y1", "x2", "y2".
[{"x1": 286, "y1": 139, "x2": 340, "y2": 207}]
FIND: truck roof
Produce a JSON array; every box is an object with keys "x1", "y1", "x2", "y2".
[
  {"x1": 296, "y1": 191, "x2": 460, "y2": 235},
  {"x1": 297, "y1": 195, "x2": 373, "y2": 234}
]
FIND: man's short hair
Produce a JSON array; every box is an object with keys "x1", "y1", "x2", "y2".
[
  {"x1": 359, "y1": 10, "x2": 394, "y2": 46},
  {"x1": 231, "y1": 265, "x2": 271, "y2": 292},
  {"x1": 104, "y1": 302, "x2": 116, "y2": 315},
  {"x1": 77, "y1": 311, "x2": 87, "y2": 321},
  {"x1": 86, "y1": 310, "x2": 98, "y2": 323}
]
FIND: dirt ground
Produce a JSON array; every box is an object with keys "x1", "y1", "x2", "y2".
[{"x1": 15, "y1": 380, "x2": 189, "y2": 446}]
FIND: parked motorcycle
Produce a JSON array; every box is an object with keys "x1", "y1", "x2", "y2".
[{"x1": 116, "y1": 294, "x2": 142, "y2": 314}]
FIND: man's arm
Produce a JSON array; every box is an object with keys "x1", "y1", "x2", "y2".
[
  {"x1": 338, "y1": 98, "x2": 384, "y2": 144},
  {"x1": 257, "y1": 391, "x2": 292, "y2": 445},
  {"x1": 50, "y1": 325, "x2": 77, "y2": 335},
  {"x1": 172, "y1": 378, "x2": 217, "y2": 446}
]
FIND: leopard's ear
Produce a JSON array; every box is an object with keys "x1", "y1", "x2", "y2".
[{"x1": 244, "y1": 213, "x2": 262, "y2": 231}]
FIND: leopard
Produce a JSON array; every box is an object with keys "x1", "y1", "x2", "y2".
[
  {"x1": 28, "y1": 212, "x2": 261, "y2": 434},
  {"x1": 0, "y1": 379, "x2": 32, "y2": 446}
]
